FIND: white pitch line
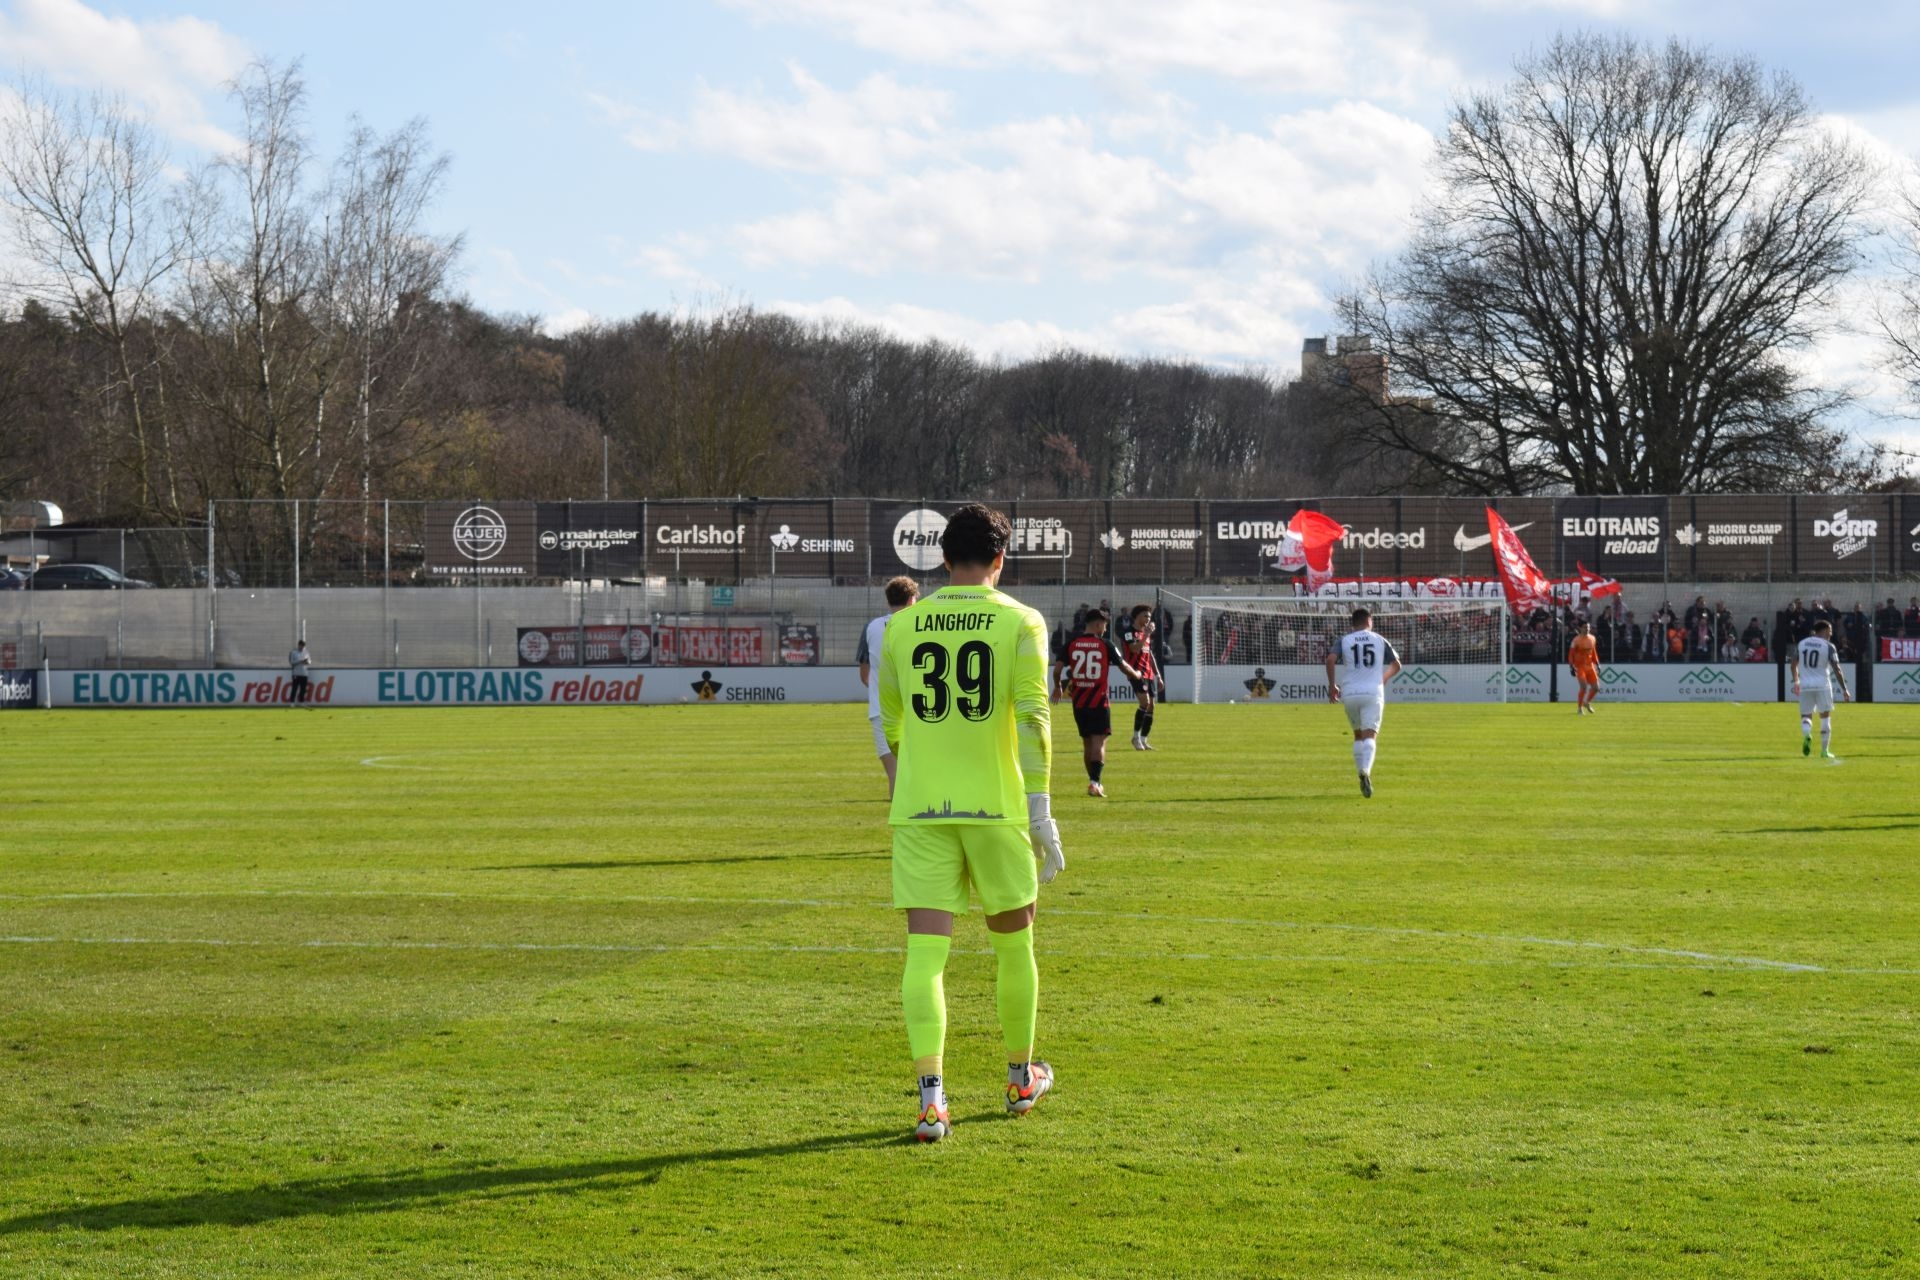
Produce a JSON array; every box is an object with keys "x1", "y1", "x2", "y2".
[
  {"x1": 358, "y1": 756, "x2": 435, "y2": 770},
  {"x1": 0, "y1": 889, "x2": 1888, "y2": 974}
]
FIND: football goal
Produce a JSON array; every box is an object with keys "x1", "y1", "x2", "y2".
[{"x1": 1189, "y1": 595, "x2": 1511, "y2": 705}]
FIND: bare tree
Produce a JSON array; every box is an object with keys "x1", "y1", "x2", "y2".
[
  {"x1": 1882, "y1": 181, "x2": 1920, "y2": 417},
  {"x1": 316, "y1": 116, "x2": 460, "y2": 566},
  {"x1": 0, "y1": 82, "x2": 194, "y2": 519},
  {"x1": 627, "y1": 305, "x2": 830, "y2": 496},
  {"x1": 1342, "y1": 33, "x2": 1877, "y2": 494},
  {"x1": 179, "y1": 61, "x2": 320, "y2": 500}
]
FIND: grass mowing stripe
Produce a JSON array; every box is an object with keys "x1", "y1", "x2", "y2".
[
  {"x1": 10, "y1": 935, "x2": 1918, "y2": 975},
  {"x1": 0, "y1": 890, "x2": 1849, "y2": 970}
]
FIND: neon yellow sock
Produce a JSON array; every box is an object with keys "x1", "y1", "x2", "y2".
[
  {"x1": 989, "y1": 926, "x2": 1038, "y2": 1063},
  {"x1": 901, "y1": 934, "x2": 950, "y2": 1073}
]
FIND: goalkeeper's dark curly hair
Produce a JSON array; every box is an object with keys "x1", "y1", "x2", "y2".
[{"x1": 940, "y1": 503, "x2": 1012, "y2": 569}]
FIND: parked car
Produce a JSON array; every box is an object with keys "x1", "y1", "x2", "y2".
[
  {"x1": 25, "y1": 563, "x2": 153, "y2": 589},
  {"x1": 0, "y1": 567, "x2": 26, "y2": 590}
]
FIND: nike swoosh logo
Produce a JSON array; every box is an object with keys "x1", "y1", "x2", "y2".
[{"x1": 1454, "y1": 522, "x2": 1531, "y2": 552}]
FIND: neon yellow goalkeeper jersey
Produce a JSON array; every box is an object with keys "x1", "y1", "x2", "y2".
[{"x1": 880, "y1": 584, "x2": 1053, "y2": 826}]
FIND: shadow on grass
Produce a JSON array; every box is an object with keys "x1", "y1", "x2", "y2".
[
  {"x1": 1737, "y1": 821, "x2": 1920, "y2": 833},
  {"x1": 0, "y1": 1128, "x2": 908, "y2": 1234},
  {"x1": 480, "y1": 850, "x2": 885, "y2": 871}
]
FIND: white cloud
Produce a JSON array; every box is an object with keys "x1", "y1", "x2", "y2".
[
  {"x1": 0, "y1": 0, "x2": 249, "y2": 151},
  {"x1": 719, "y1": 0, "x2": 1458, "y2": 102},
  {"x1": 727, "y1": 100, "x2": 1431, "y2": 295},
  {"x1": 539, "y1": 306, "x2": 594, "y2": 337},
  {"x1": 768, "y1": 294, "x2": 1098, "y2": 359},
  {"x1": 478, "y1": 245, "x2": 597, "y2": 336},
  {"x1": 632, "y1": 244, "x2": 720, "y2": 293},
  {"x1": 1177, "y1": 101, "x2": 1434, "y2": 257},
  {"x1": 594, "y1": 64, "x2": 950, "y2": 176}
]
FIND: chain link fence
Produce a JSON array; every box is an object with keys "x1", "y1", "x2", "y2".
[{"x1": 2, "y1": 494, "x2": 1916, "y2": 671}]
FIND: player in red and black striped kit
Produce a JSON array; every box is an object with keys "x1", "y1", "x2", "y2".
[
  {"x1": 1123, "y1": 605, "x2": 1160, "y2": 751},
  {"x1": 1051, "y1": 608, "x2": 1142, "y2": 798}
]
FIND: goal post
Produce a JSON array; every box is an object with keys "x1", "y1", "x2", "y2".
[{"x1": 1190, "y1": 595, "x2": 1512, "y2": 705}]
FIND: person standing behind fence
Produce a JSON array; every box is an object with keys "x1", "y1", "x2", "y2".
[{"x1": 288, "y1": 640, "x2": 313, "y2": 707}]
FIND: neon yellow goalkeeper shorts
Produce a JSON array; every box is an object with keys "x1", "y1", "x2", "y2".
[{"x1": 891, "y1": 824, "x2": 1038, "y2": 916}]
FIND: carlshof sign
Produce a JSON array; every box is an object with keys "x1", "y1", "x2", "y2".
[
  {"x1": 656, "y1": 523, "x2": 746, "y2": 549},
  {"x1": 1561, "y1": 516, "x2": 1661, "y2": 554}
]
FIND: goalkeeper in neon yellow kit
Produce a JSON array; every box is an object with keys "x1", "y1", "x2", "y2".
[{"x1": 879, "y1": 502, "x2": 1065, "y2": 1143}]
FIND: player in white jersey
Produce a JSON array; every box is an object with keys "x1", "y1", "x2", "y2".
[
  {"x1": 857, "y1": 575, "x2": 919, "y2": 794},
  {"x1": 1790, "y1": 619, "x2": 1850, "y2": 760},
  {"x1": 1325, "y1": 607, "x2": 1403, "y2": 798}
]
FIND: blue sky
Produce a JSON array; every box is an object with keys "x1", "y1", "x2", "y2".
[{"x1": 4, "y1": 0, "x2": 1920, "y2": 452}]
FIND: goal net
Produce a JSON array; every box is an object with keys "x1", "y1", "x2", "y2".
[{"x1": 1190, "y1": 595, "x2": 1511, "y2": 705}]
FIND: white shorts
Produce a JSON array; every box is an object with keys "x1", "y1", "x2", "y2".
[
  {"x1": 1343, "y1": 694, "x2": 1385, "y2": 733},
  {"x1": 1798, "y1": 687, "x2": 1834, "y2": 717},
  {"x1": 870, "y1": 714, "x2": 892, "y2": 758}
]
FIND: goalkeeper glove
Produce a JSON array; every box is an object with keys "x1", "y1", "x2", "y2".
[{"x1": 1027, "y1": 792, "x2": 1066, "y2": 885}]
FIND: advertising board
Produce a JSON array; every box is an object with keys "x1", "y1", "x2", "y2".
[
  {"x1": 657, "y1": 624, "x2": 764, "y2": 667},
  {"x1": 534, "y1": 501, "x2": 646, "y2": 578},
  {"x1": 49, "y1": 667, "x2": 904, "y2": 707},
  {"x1": 778, "y1": 624, "x2": 821, "y2": 666},
  {"x1": 1198, "y1": 663, "x2": 1507, "y2": 704},
  {"x1": 424, "y1": 501, "x2": 539, "y2": 577},
  {"x1": 0, "y1": 668, "x2": 37, "y2": 709},
  {"x1": 1881, "y1": 636, "x2": 1920, "y2": 663},
  {"x1": 1098, "y1": 499, "x2": 1205, "y2": 582},
  {"x1": 1583, "y1": 663, "x2": 1782, "y2": 703},
  {"x1": 1880, "y1": 665, "x2": 1920, "y2": 704},
  {"x1": 516, "y1": 625, "x2": 652, "y2": 667},
  {"x1": 868, "y1": 502, "x2": 967, "y2": 576}
]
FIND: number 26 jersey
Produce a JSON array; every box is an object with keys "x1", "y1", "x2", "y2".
[{"x1": 879, "y1": 585, "x2": 1053, "y2": 827}]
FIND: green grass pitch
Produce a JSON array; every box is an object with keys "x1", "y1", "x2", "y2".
[{"x1": 2, "y1": 700, "x2": 1917, "y2": 1278}]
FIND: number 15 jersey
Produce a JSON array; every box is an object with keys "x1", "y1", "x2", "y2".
[
  {"x1": 880, "y1": 585, "x2": 1053, "y2": 827},
  {"x1": 1333, "y1": 629, "x2": 1400, "y2": 699}
]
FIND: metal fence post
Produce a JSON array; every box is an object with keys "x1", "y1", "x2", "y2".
[
  {"x1": 117, "y1": 528, "x2": 126, "y2": 668},
  {"x1": 24, "y1": 527, "x2": 34, "y2": 663},
  {"x1": 206, "y1": 501, "x2": 217, "y2": 666},
  {"x1": 382, "y1": 498, "x2": 391, "y2": 667},
  {"x1": 292, "y1": 498, "x2": 301, "y2": 643}
]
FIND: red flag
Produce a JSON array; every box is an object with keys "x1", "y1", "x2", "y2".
[
  {"x1": 1575, "y1": 562, "x2": 1622, "y2": 601},
  {"x1": 1271, "y1": 509, "x2": 1346, "y2": 588},
  {"x1": 1486, "y1": 507, "x2": 1552, "y2": 615}
]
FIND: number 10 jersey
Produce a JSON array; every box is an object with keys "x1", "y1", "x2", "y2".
[{"x1": 879, "y1": 585, "x2": 1053, "y2": 827}]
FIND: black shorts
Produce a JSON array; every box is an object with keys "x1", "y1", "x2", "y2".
[
  {"x1": 1072, "y1": 704, "x2": 1112, "y2": 739},
  {"x1": 1129, "y1": 677, "x2": 1154, "y2": 700}
]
